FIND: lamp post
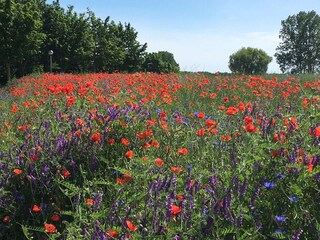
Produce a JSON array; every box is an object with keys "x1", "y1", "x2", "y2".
[{"x1": 48, "y1": 50, "x2": 53, "y2": 73}]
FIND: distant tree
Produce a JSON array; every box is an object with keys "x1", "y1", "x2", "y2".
[
  {"x1": 143, "y1": 51, "x2": 180, "y2": 73},
  {"x1": 275, "y1": 11, "x2": 320, "y2": 74},
  {"x1": 229, "y1": 47, "x2": 272, "y2": 75},
  {"x1": 0, "y1": 0, "x2": 44, "y2": 83}
]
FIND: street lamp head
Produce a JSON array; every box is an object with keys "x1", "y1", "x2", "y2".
[{"x1": 48, "y1": 50, "x2": 54, "y2": 56}]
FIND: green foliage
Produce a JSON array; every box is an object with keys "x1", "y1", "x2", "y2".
[
  {"x1": 229, "y1": 47, "x2": 272, "y2": 75},
  {"x1": 118, "y1": 23, "x2": 148, "y2": 73},
  {"x1": 275, "y1": 11, "x2": 320, "y2": 74},
  {"x1": 88, "y1": 11, "x2": 125, "y2": 72},
  {"x1": 0, "y1": 0, "x2": 45, "y2": 83},
  {"x1": 143, "y1": 51, "x2": 180, "y2": 73},
  {"x1": 0, "y1": 0, "x2": 148, "y2": 83}
]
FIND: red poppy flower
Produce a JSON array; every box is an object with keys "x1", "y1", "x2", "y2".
[
  {"x1": 159, "y1": 110, "x2": 167, "y2": 119},
  {"x1": 13, "y1": 169, "x2": 22, "y2": 175},
  {"x1": 155, "y1": 158, "x2": 164, "y2": 167},
  {"x1": 205, "y1": 119, "x2": 216, "y2": 127},
  {"x1": 143, "y1": 142, "x2": 151, "y2": 149},
  {"x1": 126, "y1": 220, "x2": 138, "y2": 231},
  {"x1": 176, "y1": 194, "x2": 184, "y2": 200},
  {"x1": 45, "y1": 223, "x2": 56, "y2": 233},
  {"x1": 32, "y1": 204, "x2": 41, "y2": 212},
  {"x1": 221, "y1": 135, "x2": 232, "y2": 141},
  {"x1": 244, "y1": 116, "x2": 253, "y2": 125},
  {"x1": 61, "y1": 170, "x2": 70, "y2": 179},
  {"x1": 107, "y1": 138, "x2": 115, "y2": 145},
  {"x1": 238, "y1": 102, "x2": 245, "y2": 111},
  {"x1": 196, "y1": 112, "x2": 205, "y2": 119},
  {"x1": 66, "y1": 95, "x2": 75, "y2": 106},
  {"x1": 121, "y1": 138, "x2": 130, "y2": 146},
  {"x1": 92, "y1": 133, "x2": 101, "y2": 143},
  {"x1": 178, "y1": 148, "x2": 188, "y2": 155},
  {"x1": 151, "y1": 140, "x2": 160, "y2": 148},
  {"x1": 315, "y1": 127, "x2": 320, "y2": 136},
  {"x1": 209, "y1": 93, "x2": 217, "y2": 99},
  {"x1": 86, "y1": 198, "x2": 94, "y2": 205},
  {"x1": 210, "y1": 128, "x2": 218, "y2": 135},
  {"x1": 243, "y1": 123, "x2": 258, "y2": 132},
  {"x1": 196, "y1": 128, "x2": 206, "y2": 136},
  {"x1": 226, "y1": 107, "x2": 238, "y2": 115},
  {"x1": 136, "y1": 132, "x2": 146, "y2": 140},
  {"x1": 301, "y1": 97, "x2": 310, "y2": 109},
  {"x1": 274, "y1": 131, "x2": 286, "y2": 143},
  {"x1": 18, "y1": 125, "x2": 26, "y2": 131},
  {"x1": 171, "y1": 166, "x2": 183, "y2": 174},
  {"x1": 125, "y1": 150, "x2": 134, "y2": 159},
  {"x1": 51, "y1": 214, "x2": 60, "y2": 222},
  {"x1": 116, "y1": 178, "x2": 125, "y2": 185},
  {"x1": 76, "y1": 118, "x2": 84, "y2": 127},
  {"x1": 171, "y1": 205, "x2": 181, "y2": 215},
  {"x1": 146, "y1": 119, "x2": 156, "y2": 127},
  {"x1": 145, "y1": 129, "x2": 153, "y2": 137},
  {"x1": 106, "y1": 230, "x2": 119, "y2": 238},
  {"x1": 10, "y1": 104, "x2": 19, "y2": 113},
  {"x1": 2, "y1": 216, "x2": 10, "y2": 223}
]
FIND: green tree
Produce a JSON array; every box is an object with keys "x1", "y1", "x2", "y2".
[
  {"x1": 275, "y1": 11, "x2": 320, "y2": 74},
  {"x1": 40, "y1": 0, "x2": 67, "y2": 72},
  {"x1": 229, "y1": 47, "x2": 272, "y2": 75},
  {"x1": 41, "y1": 2, "x2": 95, "y2": 73},
  {"x1": 88, "y1": 11, "x2": 125, "y2": 72},
  {"x1": 117, "y1": 23, "x2": 147, "y2": 73},
  {"x1": 143, "y1": 51, "x2": 180, "y2": 73},
  {"x1": 64, "y1": 6, "x2": 94, "y2": 72},
  {"x1": 0, "y1": 0, "x2": 44, "y2": 83}
]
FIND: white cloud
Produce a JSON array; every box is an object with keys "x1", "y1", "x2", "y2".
[{"x1": 138, "y1": 29, "x2": 281, "y2": 73}]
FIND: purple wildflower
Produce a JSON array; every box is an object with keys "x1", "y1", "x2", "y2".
[
  {"x1": 289, "y1": 196, "x2": 299, "y2": 202},
  {"x1": 93, "y1": 191, "x2": 103, "y2": 211},
  {"x1": 275, "y1": 215, "x2": 286, "y2": 222},
  {"x1": 264, "y1": 181, "x2": 276, "y2": 189},
  {"x1": 275, "y1": 173, "x2": 285, "y2": 179}
]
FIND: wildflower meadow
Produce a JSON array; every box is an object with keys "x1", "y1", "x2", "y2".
[{"x1": 0, "y1": 72, "x2": 320, "y2": 239}]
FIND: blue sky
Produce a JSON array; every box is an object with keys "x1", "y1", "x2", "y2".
[{"x1": 50, "y1": 0, "x2": 320, "y2": 73}]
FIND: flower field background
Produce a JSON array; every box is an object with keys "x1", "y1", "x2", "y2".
[{"x1": 0, "y1": 72, "x2": 320, "y2": 239}]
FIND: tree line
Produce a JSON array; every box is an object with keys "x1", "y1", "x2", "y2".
[{"x1": 0, "y1": 0, "x2": 180, "y2": 84}]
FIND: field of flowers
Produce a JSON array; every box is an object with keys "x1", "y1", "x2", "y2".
[{"x1": 0, "y1": 72, "x2": 320, "y2": 239}]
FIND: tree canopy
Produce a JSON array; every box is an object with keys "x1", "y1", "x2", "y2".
[
  {"x1": 229, "y1": 47, "x2": 272, "y2": 75},
  {"x1": 0, "y1": 0, "x2": 179, "y2": 85},
  {"x1": 0, "y1": 0, "x2": 44, "y2": 81},
  {"x1": 275, "y1": 11, "x2": 320, "y2": 74}
]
